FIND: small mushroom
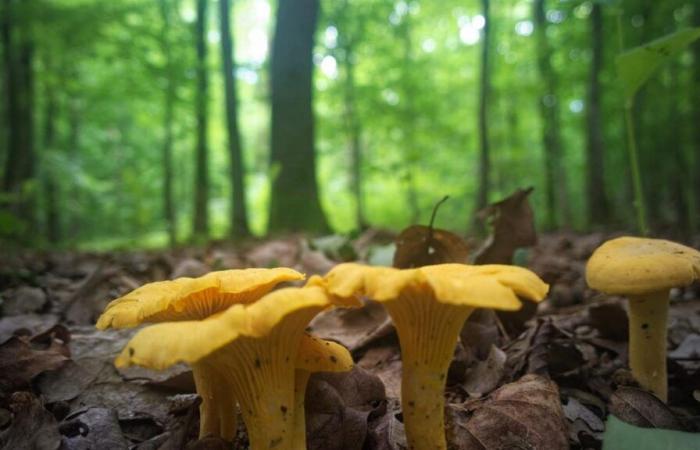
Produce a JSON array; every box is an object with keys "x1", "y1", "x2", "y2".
[
  {"x1": 586, "y1": 236, "x2": 700, "y2": 402},
  {"x1": 323, "y1": 263, "x2": 548, "y2": 450},
  {"x1": 293, "y1": 333, "x2": 353, "y2": 449},
  {"x1": 96, "y1": 267, "x2": 304, "y2": 440},
  {"x1": 115, "y1": 285, "x2": 333, "y2": 450}
]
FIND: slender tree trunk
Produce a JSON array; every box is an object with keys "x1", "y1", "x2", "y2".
[
  {"x1": 2, "y1": 0, "x2": 35, "y2": 234},
  {"x1": 533, "y1": 0, "x2": 568, "y2": 229},
  {"x1": 160, "y1": 0, "x2": 177, "y2": 246},
  {"x1": 192, "y1": 0, "x2": 209, "y2": 238},
  {"x1": 474, "y1": 0, "x2": 491, "y2": 225},
  {"x1": 400, "y1": 17, "x2": 420, "y2": 224},
  {"x1": 342, "y1": 41, "x2": 366, "y2": 230},
  {"x1": 585, "y1": 3, "x2": 608, "y2": 227},
  {"x1": 42, "y1": 56, "x2": 59, "y2": 244},
  {"x1": 219, "y1": 0, "x2": 250, "y2": 238},
  {"x1": 268, "y1": 0, "x2": 329, "y2": 233}
]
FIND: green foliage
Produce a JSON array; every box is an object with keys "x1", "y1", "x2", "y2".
[
  {"x1": 616, "y1": 27, "x2": 700, "y2": 100},
  {"x1": 602, "y1": 415, "x2": 700, "y2": 450}
]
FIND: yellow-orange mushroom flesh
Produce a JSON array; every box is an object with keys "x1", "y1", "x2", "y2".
[
  {"x1": 115, "y1": 286, "x2": 331, "y2": 450},
  {"x1": 97, "y1": 267, "x2": 304, "y2": 329},
  {"x1": 323, "y1": 263, "x2": 548, "y2": 450},
  {"x1": 586, "y1": 236, "x2": 700, "y2": 402}
]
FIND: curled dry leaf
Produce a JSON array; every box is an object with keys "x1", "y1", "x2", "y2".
[
  {"x1": 393, "y1": 196, "x2": 469, "y2": 269},
  {"x1": 305, "y1": 367, "x2": 387, "y2": 450},
  {"x1": 446, "y1": 374, "x2": 569, "y2": 450},
  {"x1": 308, "y1": 300, "x2": 391, "y2": 352},
  {"x1": 609, "y1": 387, "x2": 684, "y2": 431},
  {"x1": 0, "y1": 391, "x2": 61, "y2": 450},
  {"x1": 462, "y1": 345, "x2": 507, "y2": 397},
  {"x1": 0, "y1": 332, "x2": 70, "y2": 393}
]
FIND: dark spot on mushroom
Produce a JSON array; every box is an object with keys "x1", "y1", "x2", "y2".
[
  {"x1": 408, "y1": 401, "x2": 415, "y2": 408},
  {"x1": 641, "y1": 323, "x2": 649, "y2": 330},
  {"x1": 128, "y1": 347, "x2": 134, "y2": 357},
  {"x1": 330, "y1": 355, "x2": 337, "y2": 363},
  {"x1": 255, "y1": 358, "x2": 261, "y2": 368},
  {"x1": 325, "y1": 342, "x2": 330, "y2": 346},
  {"x1": 269, "y1": 437, "x2": 283, "y2": 448},
  {"x1": 420, "y1": 385, "x2": 426, "y2": 391},
  {"x1": 280, "y1": 405, "x2": 288, "y2": 414},
  {"x1": 439, "y1": 373, "x2": 445, "y2": 380},
  {"x1": 285, "y1": 356, "x2": 290, "y2": 362}
]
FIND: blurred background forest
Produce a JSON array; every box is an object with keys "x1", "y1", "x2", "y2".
[{"x1": 1, "y1": 0, "x2": 699, "y2": 250}]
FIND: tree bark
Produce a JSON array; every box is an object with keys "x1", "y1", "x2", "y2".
[
  {"x1": 160, "y1": 0, "x2": 177, "y2": 246},
  {"x1": 268, "y1": 0, "x2": 328, "y2": 233},
  {"x1": 474, "y1": 0, "x2": 491, "y2": 226},
  {"x1": 192, "y1": 0, "x2": 209, "y2": 238},
  {"x1": 42, "y1": 55, "x2": 59, "y2": 244},
  {"x1": 2, "y1": 0, "x2": 35, "y2": 233},
  {"x1": 533, "y1": 0, "x2": 568, "y2": 229},
  {"x1": 585, "y1": 3, "x2": 608, "y2": 227},
  {"x1": 219, "y1": 0, "x2": 250, "y2": 238}
]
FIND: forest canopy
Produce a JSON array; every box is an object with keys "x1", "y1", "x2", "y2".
[{"x1": 1, "y1": 0, "x2": 699, "y2": 249}]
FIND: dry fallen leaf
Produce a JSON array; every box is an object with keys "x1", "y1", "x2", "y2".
[
  {"x1": 308, "y1": 300, "x2": 391, "y2": 352},
  {"x1": 609, "y1": 387, "x2": 685, "y2": 430},
  {"x1": 60, "y1": 407, "x2": 129, "y2": 450},
  {"x1": 446, "y1": 374, "x2": 569, "y2": 450},
  {"x1": 305, "y1": 367, "x2": 387, "y2": 450},
  {"x1": 0, "y1": 333, "x2": 70, "y2": 393},
  {"x1": 0, "y1": 391, "x2": 61, "y2": 450},
  {"x1": 393, "y1": 197, "x2": 469, "y2": 269}
]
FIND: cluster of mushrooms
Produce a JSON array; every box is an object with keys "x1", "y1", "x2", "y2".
[{"x1": 96, "y1": 236, "x2": 700, "y2": 450}]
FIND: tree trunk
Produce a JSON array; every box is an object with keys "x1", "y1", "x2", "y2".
[
  {"x1": 192, "y1": 0, "x2": 209, "y2": 238},
  {"x1": 42, "y1": 56, "x2": 59, "y2": 244},
  {"x1": 160, "y1": 0, "x2": 177, "y2": 246},
  {"x1": 219, "y1": 0, "x2": 250, "y2": 238},
  {"x1": 533, "y1": 0, "x2": 568, "y2": 229},
  {"x1": 474, "y1": 0, "x2": 491, "y2": 227},
  {"x1": 342, "y1": 41, "x2": 366, "y2": 230},
  {"x1": 2, "y1": 0, "x2": 35, "y2": 233},
  {"x1": 585, "y1": 3, "x2": 608, "y2": 227},
  {"x1": 268, "y1": 0, "x2": 329, "y2": 233}
]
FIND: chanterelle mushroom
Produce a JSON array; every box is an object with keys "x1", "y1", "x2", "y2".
[
  {"x1": 322, "y1": 263, "x2": 548, "y2": 450},
  {"x1": 95, "y1": 268, "x2": 304, "y2": 440},
  {"x1": 586, "y1": 236, "x2": 700, "y2": 402},
  {"x1": 115, "y1": 285, "x2": 336, "y2": 450}
]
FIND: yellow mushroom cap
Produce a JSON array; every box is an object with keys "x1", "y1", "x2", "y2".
[
  {"x1": 586, "y1": 237, "x2": 700, "y2": 296},
  {"x1": 114, "y1": 285, "x2": 332, "y2": 370},
  {"x1": 295, "y1": 333, "x2": 353, "y2": 373},
  {"x1": 97, "y1": 267, "x2": 304, "y2": 329},
  {"x1": 323, "y1": 262, "x2": 549, "y2": 309}
]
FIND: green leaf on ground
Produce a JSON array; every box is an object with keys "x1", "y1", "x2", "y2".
[{"x1": 602, "y1": 415, "x2": 699, "y2": 450}]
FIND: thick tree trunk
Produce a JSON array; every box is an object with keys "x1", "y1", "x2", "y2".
[
  {"x1": 268, "y1": 0, "x2": 328, "y2": 233},
  {"x1": 219, "y1": 0, "x2": 250, "y2": 238},
  {"x1": 160, "y1": 0, "x2": 177, "y2": 246},
  {"x1": 585, "y1": 3, "x2": 608, "y2": 227},
  {"x1": 533, "y1": 0, "x2": 568, "y2": 229},
  {"x1": 474, "y1": 0, "x2": 491, "y2": 225},
  {"x1": 192, "y1": 0, "x2": 209, "y2": 238}
]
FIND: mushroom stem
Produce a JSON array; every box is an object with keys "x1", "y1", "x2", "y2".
[
  {"x1": 627, "y1": 289, "x2": 669, "y2": 402},
  {"x1": 214, "y1": 336, "x2": 299, "y2": 450},
  {"x1": 292, "y1": 370, "x2": 311, "y2": 450},
  {"x1": 192, "y1": 363, "x2": 238, "y2": 440},
  {"x1": 387, "y1": 297, "x2": 474, "y2": 450}
]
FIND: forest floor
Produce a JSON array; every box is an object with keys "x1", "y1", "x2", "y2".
[{"x1": 1, "y1": 229, "x2": 699, "y2": 450}]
